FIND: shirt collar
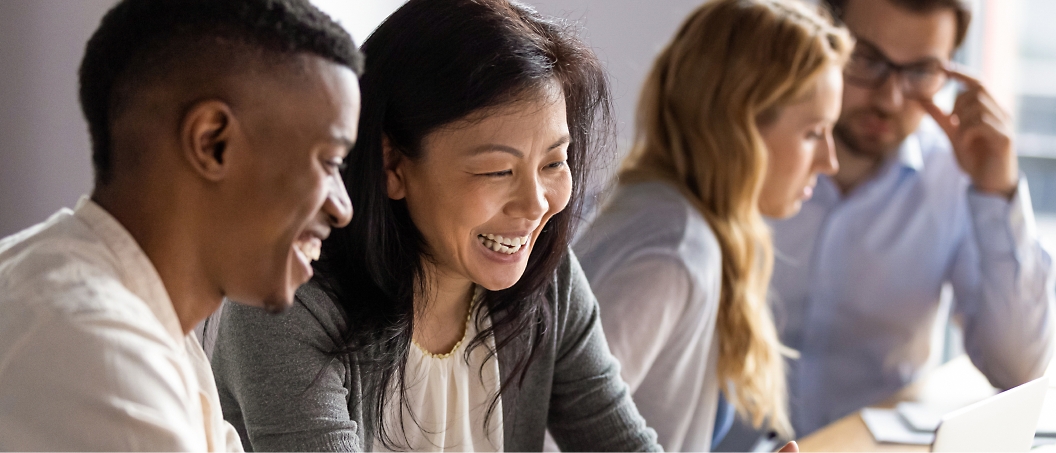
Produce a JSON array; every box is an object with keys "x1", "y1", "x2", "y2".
[
  {"x1": 73, "y1": 196, "x2": 185, "y2": 344},
  {"x1": 895, "y1": 132, "x2": 925, "y2": 172}
]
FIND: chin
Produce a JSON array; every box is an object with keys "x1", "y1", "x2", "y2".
[
  {"x1": 224, "y1": 287, "x2": 293, "y2": 314},
  {"x1": 476, "y1": 276, "x2": 520, "y2": 292},
  {"x1": 259, "y1": 292, "x2": 295, "y2": 314},
  {"x1": 474, "y1": 266, "x2": 528, "y2": 291},
  {"x1": 780, "y1": 206, "x2": 802, "y2": 219},
  {"x1": 762, "y1": 201, "x2": 801, "y2": 220},
  {"x1": 759, "y1": 204, "x2": 783, "y2": 219},
  {"x1": 852, "y1": 130, "x2": 902, "y2": 156}
]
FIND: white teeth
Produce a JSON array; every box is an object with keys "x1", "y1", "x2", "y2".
[
  {"x1": 501, "y1": 235, "x2": 524, "y2": 246},
  {"x1": 477, "y1": 233, "x2": 530, "y2": 255},
  {"x1": 295, "y1": 240, "x2": 321, "y2": 262}
]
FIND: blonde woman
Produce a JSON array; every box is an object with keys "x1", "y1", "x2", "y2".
[{"x1": 572, "y1": 0, "x2": 852, "y2": 450}]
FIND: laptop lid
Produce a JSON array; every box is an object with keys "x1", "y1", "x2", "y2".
[{"x1": 931, "y1": 376, "x2": 1049, "y2": 452}]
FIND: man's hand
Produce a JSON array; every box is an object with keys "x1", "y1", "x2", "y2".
[{"x1": 922, "y1": 68, "x2": 1018, "y2": 199}]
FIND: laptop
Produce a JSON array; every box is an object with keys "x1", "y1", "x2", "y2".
[{"x1": 931, "y1": 375, "x2": 1049, "y2": 452}]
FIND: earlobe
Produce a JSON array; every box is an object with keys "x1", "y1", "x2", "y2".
[
  {"x1": 383, "y1": 136, "x2": 407, "y2": 200},
  {"x1": 181, "y1": 100, "x2": 238, "y2": 182}
]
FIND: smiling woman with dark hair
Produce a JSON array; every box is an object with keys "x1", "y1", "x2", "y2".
[{"x1": 209, "y1": 0, "x2": 660, "y2": 451}]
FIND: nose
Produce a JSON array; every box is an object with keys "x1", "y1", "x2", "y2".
[
  {"x1": 324, "y1": 174, "x2": 353, "y2": 228},
  {"x1": 815, "y1": 129, "x2": 839, "y2": 176},
  {"x1": 506, "y1": 173, "x2": 548, "y2": 220},
  {"x1": 872, "y1": 71, "x2": 905, "y2": 112}
]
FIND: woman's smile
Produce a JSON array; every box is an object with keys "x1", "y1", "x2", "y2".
[
  {"x1": 389, "y1": 86, "x2": 571, "y2": 291},
  {"x1": 477, "y1": 233, "x2": 531, "y2": 255}
]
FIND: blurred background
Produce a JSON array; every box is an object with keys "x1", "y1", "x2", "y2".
[
  {"x1": 2, "y1": 0, "x2": 1054, "y2": 240},
  {"x1": 0, "y1": 0, "x2": 707, "y2": 238},
  {"x1": 0, "y1": 0, "x2": 1052, "y2": 448}
]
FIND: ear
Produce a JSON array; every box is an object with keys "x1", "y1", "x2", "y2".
[
  {"x1": 180, "y1": 100, "x2": 239, "y2": 182},
  {"x1": 383, "y1": 135, "x2": 408, "y2": 200}
]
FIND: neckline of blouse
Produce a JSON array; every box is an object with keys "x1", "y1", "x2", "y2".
[{"x1": 411, "y1": 285, "x2": 482, "y2": 360}]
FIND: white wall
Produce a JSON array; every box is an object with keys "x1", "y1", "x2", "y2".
[
  {"x1": 0, "y1": 0, "x2": 703, "y2": 238},
  {"x1": 313, "y1": 0, "x2": 705, "y2": 151},
  {"x1": 310, "y1": 0, "x2": 406, "y2": 46},
  {"x1": 0, "y1": 0, "x2": 115, "y2": 238},
  {"x1": 0, "y1": 0, "x2": 407, "y2": 239},
  {"x1": 523, "y1": 0, "x2": 703, "y2": 150}
]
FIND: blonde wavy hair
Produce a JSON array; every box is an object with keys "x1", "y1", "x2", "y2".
[{"x1": 618, "y1": 0, "x2": 852, "y2": 437}]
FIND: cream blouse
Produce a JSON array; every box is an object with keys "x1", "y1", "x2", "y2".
[{"x1": 375, "y1": 289, "x2": 504, "y2": 452}]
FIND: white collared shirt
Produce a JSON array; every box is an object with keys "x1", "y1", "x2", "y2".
[{"x1": 0, "y1": 196, "x2": 242, "y2": 451}]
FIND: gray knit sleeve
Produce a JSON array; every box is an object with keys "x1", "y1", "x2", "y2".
[
  {"x1": 546, "y1": 252, "x2": 662, "y2": 452},
  {"x1": 211, "y1": 284, "x2": 361, "y2": 452}
]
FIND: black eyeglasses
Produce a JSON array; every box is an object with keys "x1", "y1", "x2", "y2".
[{"x1": 844, "y1": 38, "x2": 950, "y2": 99}]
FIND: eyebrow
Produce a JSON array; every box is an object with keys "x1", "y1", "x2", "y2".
[
  {"x1": 855, "y1": 37, "x2": 946, "y2": 67},
  {"x1": 468, "y1": 135, "x2": 571, "y2": 158}
]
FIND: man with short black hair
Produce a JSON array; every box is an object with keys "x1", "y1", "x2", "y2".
[
  {"x1": 769, "y1": 0, "x2": 1055, "y2": 436},
  {"x1": 0, "y1": 0, "x2": 362, "y2": 449}
]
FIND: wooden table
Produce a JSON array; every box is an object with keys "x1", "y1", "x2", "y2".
[{"x1": 797, "y1": 355, "x2": 1056, "y2": 452}]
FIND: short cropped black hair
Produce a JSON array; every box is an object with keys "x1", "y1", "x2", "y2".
[{"x1": 79, "y1": 0, "x2": 364, "y2": 186}]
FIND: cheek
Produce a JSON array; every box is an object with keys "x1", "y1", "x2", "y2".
[
  {"x1": 790, "y1": 144, "x2": 817, "y2": 190},
  {"x1": 546, "y1": 171, "x2": 573, "y2": 216},
  {"x1": 766, "y1": 140, "x2": 811, "y2": 195},
  {"x1": 281, "y1": 166, "x2": 328, "y2": 221},
  {"x1": 899, "y1": 104, "x2": 927, "y2": 127},
  {"x1": 244, "y1": 164, "x2": 317, "y2": 234},
  {"x1": 404, "y1": 179, "x2": 448, "y2": 241},
  {"x1": 842, "y1": 84, "x2": 872, "y2": 114},
  {"x1": 459, "y1": 183, "x2": 507, "y2": 227},
  {"x1": 406, "y1": 176, "x2": 498, "y2": 245}
]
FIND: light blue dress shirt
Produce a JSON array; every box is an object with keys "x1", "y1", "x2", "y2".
[{"x1": 769, "y1": 121, "x2": 1056, "y2": 436}]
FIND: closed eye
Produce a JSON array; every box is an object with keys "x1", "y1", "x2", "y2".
[
  {"x1": 546, "y1": 160, "x2": 567, "y2": 169},
  {"x1": 324, "y1": 158, "x2": 346, "y2": 173},
  {"x1": 480, "y1": 169, "x2": 513, "y2": 177}
]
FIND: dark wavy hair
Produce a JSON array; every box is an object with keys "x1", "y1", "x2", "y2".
[
  {"x1": 312, "y1": 0, "x2": 611, "y2": 447},
  {"x1": 79, "y1": 0, "x2": 363, "y2": 186}
]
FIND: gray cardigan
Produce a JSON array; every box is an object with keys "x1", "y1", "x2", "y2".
[{"x1": 211, "y1": 252, "x2": 661, "y2": 452}]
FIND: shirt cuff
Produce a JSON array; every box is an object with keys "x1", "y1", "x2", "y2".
[{"x1": 967, "y1": 176, "x2": 1037, "y2": 262}]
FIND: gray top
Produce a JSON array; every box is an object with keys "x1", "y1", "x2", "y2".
[
  {"x1": 210, "y1": 251, "x2": 661, "y2": 452},
  {"x1": 573, "y1": 180, "x2": 722, "y2": 451}
]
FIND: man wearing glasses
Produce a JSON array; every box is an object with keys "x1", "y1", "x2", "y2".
[{"x1": 768, "y1": 0, "x2": 1055, "y2": 437}]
